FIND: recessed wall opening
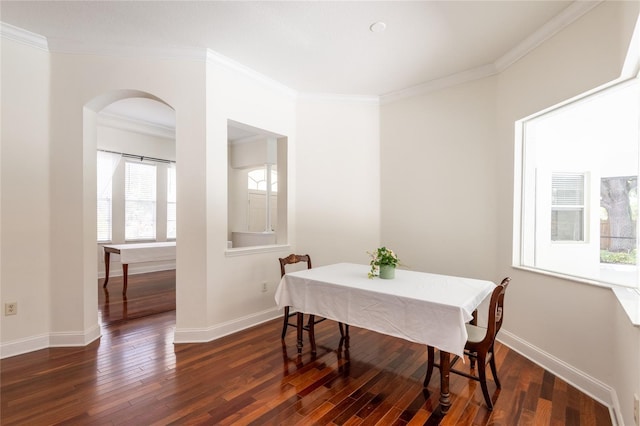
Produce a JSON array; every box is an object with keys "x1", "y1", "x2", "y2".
[{"x1": 227, "y1": 120, "x2": 288, "y2": 250}]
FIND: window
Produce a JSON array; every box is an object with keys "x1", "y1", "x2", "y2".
[
  {"x1": 517, "y1": 78, "x2": 640, "y2": 287},
  {"x1": 247, "y1": 166, "x2": 277, "y2": 232},
  {"x1": 97, "y1": 151, "x2": 176, "y2": 243},
  {"x1": 96, "y1": 151, "x2": 122, "y2": 242},
  {"x1": 125, "y1": 161, "x2": 157, "y2": 241},
  {"x1": 551, "y1": 173, "x2": 585, "y2": 242},
  {"x1": 248, "y1": 167, "x2": 277, "y2": 192},
  {"x1": 167, "y1": 163, "x2": 177, "y2": 239}
]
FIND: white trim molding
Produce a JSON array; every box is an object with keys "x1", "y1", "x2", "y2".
[
  {"x1": 0, "y1": 325, "x2": 101, "y2": 359},
  {"x1": 498, "y1": 329, "x2": 622, "y2": 426},
  {"x1": 50, "y1": 324, "x2": 102, "y2": 348},
  {"x1": 381, "y1": 64, "x2": 497, "y2": 105},
  {"x1": 98, "y1": 112, "x2": 175, "y2": 140},
  {"x1": 174, "y1": 307, "x2": 280, "y2": 344},
  {"x1": 0, "y1": 333, "x2": 50, "y2": 359},
  {"x1": 0, "y1": 21, "x2": 48, "y2": 51},
  {"x1": 297, "y1": 92, "x2": 380, "y2": 105},
  {"x1": 494, "y1": 1, "x2": 602, "y2": 72},
  {"x1": 380, "y1": 1, "x2": 603, "y2": 104},
  {"x1": 206, "y1": 49, "x2": 298, "y2": 100}
]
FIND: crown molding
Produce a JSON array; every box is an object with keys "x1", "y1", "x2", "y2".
[
  {"x1": 205, "y1": 49, "x2": 298, "y2": 100},
  {"x1": 0, "y1": 22, "x2": 48, "y2": 51},
  {"x1": 98, "y1": 112, "x2": 175, "y2": 140},
  {"x1": 621, "y1": 10, "x2": 640, "y2": 79},
  {"x1": 380, "y1": 1, "x2": 603, "y2": 104},
  {"x1": 380, "y1": 64, "x2": 498, "y2": 105},
  {"x1": 297, "y1": 92, "x2": 379, "y2": 104},
  {"x1": 494, "y1": 0, "x2": 602, "y2": 72},
  {"x1": 47, "y1": 38, "x2": 208, "y2": 62}
]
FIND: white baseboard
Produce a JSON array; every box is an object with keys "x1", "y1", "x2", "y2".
[
  {"x1": 498, "y1": 329, "x2": 622, "y2": 426},
  {"x1": 0, "y1": 324, "x2": 101, "y2": 359},
  {"x1": 97, "y1": 262, "x2": 176, "y2": 279},
  {"x1": 50, "y1": 323, "x2": 102, "y2": 347},
  {"x1": 174, "y1": 307, "x2": 281, "y2": 343},
  {"x1": 0, "y1": 333, "x2": 50, "y2": 359}
]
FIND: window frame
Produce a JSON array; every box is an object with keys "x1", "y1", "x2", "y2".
[
  {"x1": 96, "y1": 150, "x2": 175, "y2": 244},
  {"x1": 514, "y1": 76, "x2": 640, "y2": 290}
]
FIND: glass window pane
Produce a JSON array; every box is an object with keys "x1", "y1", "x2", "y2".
[
  {"x1": 519, "y1": 78, "x2": 639, "y2": 287},
  {"x1": 125, "y1": 162, "x2": 157, "y2": 240},
  {"x1": 551, "y1": 209, "x2": 584, "y2": 241}
]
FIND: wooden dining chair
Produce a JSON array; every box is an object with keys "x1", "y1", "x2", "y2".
[
  {"x1": 423, "y1": 277, "x2": 511, "y2": 410},
  {"x1": 279, "y1": 254, "x2": 348, "y2": 343}
]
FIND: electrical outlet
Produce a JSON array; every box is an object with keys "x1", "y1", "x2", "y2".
[
  {"x1": 261, "y1": 282, "x2": 268, "y2": 292},
  {"x1": 634, "y1": 393, "x2": 639, "y2": 426},
  {"x1": 4, "y1": 302, "x2": 17, "y2": 316}
]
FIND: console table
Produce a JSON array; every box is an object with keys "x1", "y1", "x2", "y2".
[{"x1": 102, "y1": 242, "x2": 176, "y2": 296}]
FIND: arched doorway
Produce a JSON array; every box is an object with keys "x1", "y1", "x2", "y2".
[{"x1": 84, "y1": 90, "x2": 176, "y2": 326}]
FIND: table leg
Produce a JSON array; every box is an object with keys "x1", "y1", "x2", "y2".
[
  {"x1": 296, "y1": 312, "x2": 303, "y2": 354},
  {"x1": 122, "y1": 263, "x2": 128, "y2": 296},
  {"x1": 103, "y1": 251, "x2": 111, "y2": 288},
  {"x1": 439, "y1": 350, "x2": 451, "y2": 413}
]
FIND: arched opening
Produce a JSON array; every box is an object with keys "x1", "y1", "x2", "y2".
[{"x1": 84, "y1": 90, "x2": 176, "y2": 327}]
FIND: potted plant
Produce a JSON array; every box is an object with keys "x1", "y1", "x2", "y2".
[{"x1": 368, "y1": 247, "x2": 400, "y2": 279}]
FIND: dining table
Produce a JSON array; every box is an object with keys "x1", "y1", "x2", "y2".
[{"x1": 274, "y1": 262, "x2": 496, "y2": 414}]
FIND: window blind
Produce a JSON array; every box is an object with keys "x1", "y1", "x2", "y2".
[
  {"x1": 125, "y1": 161, "x2": 157, "y2": 240},
  {"x1": 552, "y1": 173, "x2": 584, "y2": 206}
]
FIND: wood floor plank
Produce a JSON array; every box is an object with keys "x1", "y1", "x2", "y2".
[{"x1": 0, "y1": 271, "x2": 614, "y2": 426}]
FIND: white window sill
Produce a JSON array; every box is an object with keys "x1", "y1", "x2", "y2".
[
  {"x1": 513, "y1": 265, "x2": 640, "y2": 327},
  {"x1": 612, "y1": 286, "x2": 640, "y2": 327},
  {"x1": 225, "y1": 244, "x2": 290, "y2": 257}
]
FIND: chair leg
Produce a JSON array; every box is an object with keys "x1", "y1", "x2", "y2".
[
  {"x1": 423, "y1": 346, "x2": 435, "y2": 387},
  {"x1": 468, "y1": 349, "x2": 477, "y2": 369},
  {"x1": 477, "y1": 354, "x2": 493, "y2": 410},
  {"x1": 281, "y1": 306, "x2": 290, "y2": 339},
  {"x1": 489, "y1": 349, "x2": 501, "y2": 389}
]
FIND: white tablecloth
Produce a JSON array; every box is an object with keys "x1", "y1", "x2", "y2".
[
  {"x1": 104, "y1": 242, "x2": 176, "y2": 264},
  {"x1": 275, "y1": 263, "x2": 495, "y2": 357}
]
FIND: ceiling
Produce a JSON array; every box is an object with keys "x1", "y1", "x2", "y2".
[
  {"x1": 2, "y1": 0, "x2": 589, "y2": 97},
  {"x1": 2, "y1": 1, "x2": 597, "y2": 131}
]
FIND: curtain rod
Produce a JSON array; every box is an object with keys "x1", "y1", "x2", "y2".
[{"x1": 98, "y1": 149, "x2": 175, "y2": 164}]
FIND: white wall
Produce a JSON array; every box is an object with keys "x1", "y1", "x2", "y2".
[
  {"x1": 97, "y1": 123, "x2": 176, "y2": 162},
  {"x1": 496, "y1": 3, "x2": 640, "y2": 424},
  {"x1": 1, "y1": 35, "x2": 51, "y2": 348},
  {"x1": 180, "y1": 56, "x2": 299, "y2": 333},
  {"x1": 380, "y1": 77, "x2": 498, "y2": 281},
  {"x1": 295, "y1": 96, "x2": 381, "y2": 267},
  {"x1": 381, "y1": 2, "x2": 639, "y2": 424},
  {"x1": 0, "y1": 29, "x2": 383, "y2": 354},
  {"x1": 50, "y1": 53, "x2": 208, "y2": 346}
]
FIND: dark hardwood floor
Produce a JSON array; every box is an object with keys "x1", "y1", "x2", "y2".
[
  {"x1": 1, "y1": 271, "x2": 612, "y2": 425},
  {"x1": 98, "y1": 269, "x2": 176, "y2": 325}
]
